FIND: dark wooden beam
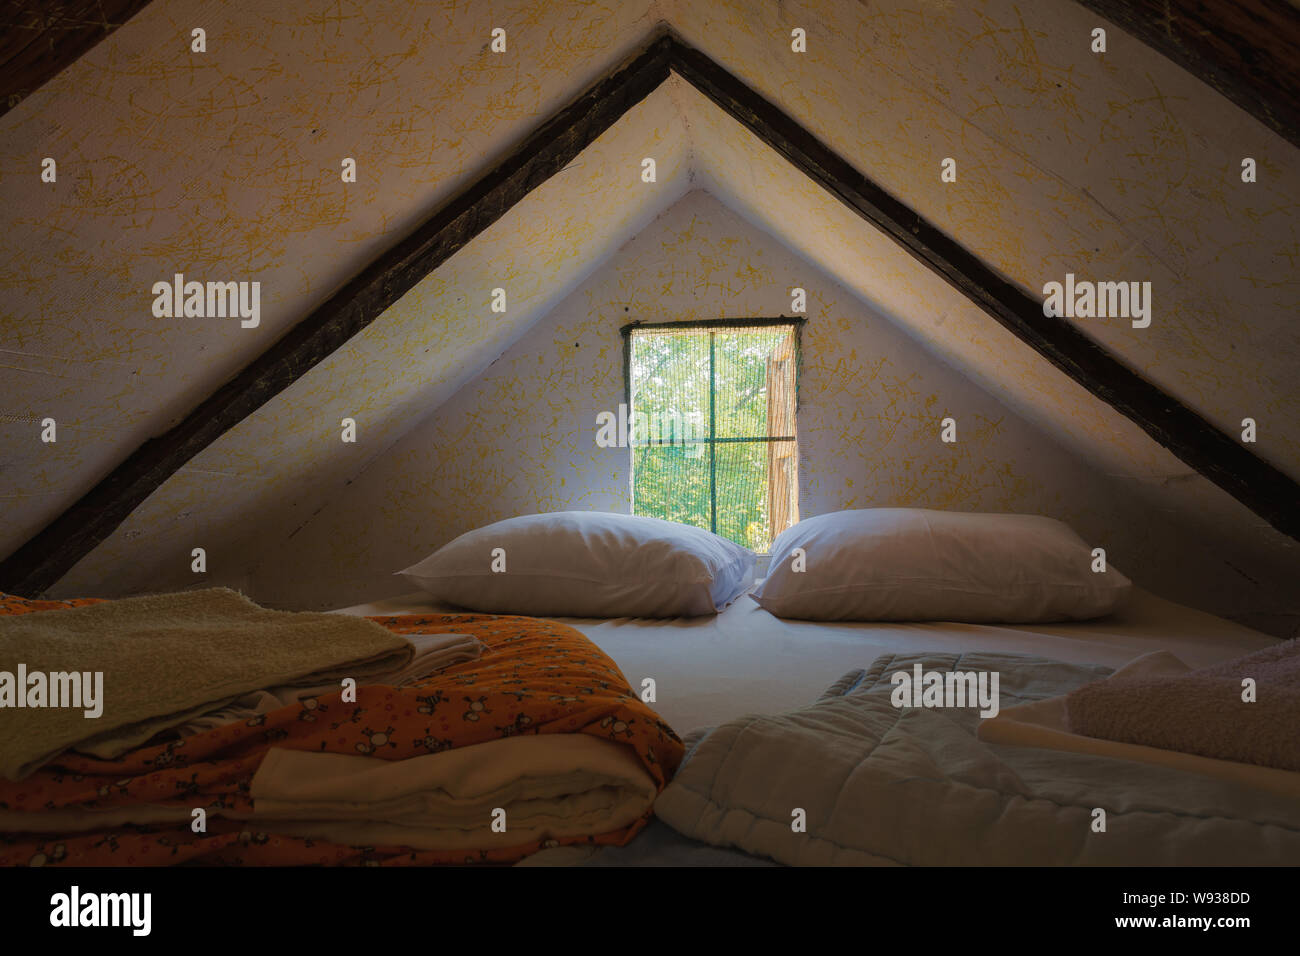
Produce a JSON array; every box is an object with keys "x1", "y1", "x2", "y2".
[
  {"x1": 0, "y1": 0, "x2": 156, "y2": 116},
  {"x1": 1071, "y1": 0, "x2": 1300, "y2": 148},
  {"x1": 3, "y1": 28, "x2": 1298, "y2": 596},
  {"x1": 0, "y1": 33, "x2": 674, "y2": 594},
  {"x1": 666, "y1": 38, "x2": 1300, "y2": 541}
]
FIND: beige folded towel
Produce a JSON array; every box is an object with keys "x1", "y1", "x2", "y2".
[
  {"x1": 0, "y1": 588, "x2": 412, "y2": 780},
  {"x1": 389, "y1": 633, "x2": 485, "y2": 685},
  {"x1": 1065, "y1": 639, "x2": 1300, "y2": 772},
  {"x1": 979, "y1": 652, "x2": 1300, "y2": 798},
  {"x1": 170, "y1": 632, "x2": 485, "y2": 737}
]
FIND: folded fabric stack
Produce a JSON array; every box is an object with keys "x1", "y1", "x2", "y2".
[
  {"x1": 0, "y1": 588, "x2": 423, "y2": 778},
  {"x1": 0, "y1": 589, "x2": 682, "y2": 866},
  {"x1": 980, "y1": 650, "x2": 1300, "y2": 798},
  {"x1": 173, "y1": 630, "x2": 486, "y2": 739},
  {"x1": 1063, "y1": 640, "x2": 1300, "y2": 773}
]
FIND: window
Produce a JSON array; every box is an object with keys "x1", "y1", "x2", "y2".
[{"x1": 623, "y1": 319, "x2": 801, "y2": 552}]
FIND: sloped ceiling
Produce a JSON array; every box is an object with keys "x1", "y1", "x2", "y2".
[
  {"x1": 52, "y1": 79, "x2": 695, "y2": 595},
  {"x1": 1, "y1": 1, "x2": 1296, "y2": 615},
  {"x1": 660, "y1": 0, "x2": 1300, "y2": 474},
  {"x1": 674, "y1": 77, "x2": 1300, "y2": 622},
  {"x1": 0, "y1": 0, "x2": 663, "y2": 557}
]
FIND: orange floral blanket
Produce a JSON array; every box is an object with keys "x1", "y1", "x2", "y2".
[{"x1": 0, "y1": 593, "x2": 682, "y2": 866}]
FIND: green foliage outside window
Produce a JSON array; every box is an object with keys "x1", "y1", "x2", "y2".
[{"x1": 627, "y1": 322, "x2": 798, "y2": 552}]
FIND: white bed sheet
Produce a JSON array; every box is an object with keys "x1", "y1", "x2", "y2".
[{"x1": 334, "y1": 588, "x2": 1278, "y2": 733}]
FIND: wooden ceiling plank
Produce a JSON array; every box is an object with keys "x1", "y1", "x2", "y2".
[
  {"x1": 1071, "y1": 0, "x2": 1300, "y2": 148},
  {"x1": 0, "y1": 0, "x2": 155, "y2": 115},
  {"x1": 0, "y1": 33, "x2": 675, "y2": 593}
]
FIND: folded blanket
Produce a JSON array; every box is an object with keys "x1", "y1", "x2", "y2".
[
  {"x1": 1065, "y1": 639, "x2": 1300, "y2": 772},
  {"x1": 0, "y1": 588, "x2": 412, "y2": 780},
  {"x1": 0, "y1": 732, "x2": 656, "y2": 850},
  {"x1": 249, "y1": 734, "x2": 656, "y2": 850},
  {"x1": 168, "y1": 632, "x2": 485, "y2": 738},
  {"x1": 0, "y1": 605, "x2": 683, "y2": 866},
  {"x1": 979, "y1": 652, "x2": 1300, "y2": 799}
]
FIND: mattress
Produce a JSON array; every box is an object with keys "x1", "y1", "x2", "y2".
[{"x1": 335, "y1": 587, "x2": 1278, "y2": 733}]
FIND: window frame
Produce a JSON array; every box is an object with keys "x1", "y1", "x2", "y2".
[{"x1": 620, "y1": 317, "x2": 805, "y2": 539}]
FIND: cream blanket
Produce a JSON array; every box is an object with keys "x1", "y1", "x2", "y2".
[
  {"x1": 248, "y1": 735, "x2": 657, "y2": 850},
  {"x1": 0, "y1": 588, "x2": 412, "y2": 780},
  {"x1": 0, "y1": 733, "x2": 656, "y2": 849},
  {"x1": 979, "y1": 651, "x2": 1300, "y2": 798},
  {"x1": 1064, "y1": 640, "x2": 1300, "y2": 772}
]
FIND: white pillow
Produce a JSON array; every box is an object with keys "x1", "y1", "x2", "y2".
[
  {"x1": 752, "y1": 508, "x2": 1131, "y2": 623},
  {"x1": 398, "y1": 511, "x2": 756, "y2": 618}
]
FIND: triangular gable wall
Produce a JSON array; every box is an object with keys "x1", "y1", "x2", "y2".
[
  {"x1": 240, "y1": 190, "x2": 1287, "y2": 621},
  {"x1": 47, "y1": 96, "x2": 1300, "y2": 632}
]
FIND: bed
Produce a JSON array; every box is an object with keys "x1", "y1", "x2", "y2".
[
  {"x1": 337, "y1": 585, "x2": 1299, "y2": 867},
  {"x1": 337, "y1": 586, "x2": 1278, "y2": 733},
  {"x1": 2, "y1": 576, "x2": 1287, "y2": 867}
]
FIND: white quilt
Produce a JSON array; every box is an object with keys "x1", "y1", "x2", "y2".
[{"x1": 653, "y1": 652, "x2": 1300, "y2": 866}]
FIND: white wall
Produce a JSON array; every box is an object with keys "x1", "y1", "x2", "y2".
[{"x1": 250, "y1": 190, "x2": 1292, "y2": 629}]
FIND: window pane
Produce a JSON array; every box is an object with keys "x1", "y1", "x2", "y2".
[
  {"x1": 629, "y1": 328, "x2": 709, "y2": 446},
  {"x1": 632, "y1": 443, "x2": 711, "y2": 532},
  {"x1": 627, "y1": 322, "x2": 799, "y2": 550},
  {"x1": 714, "y1": 439, "x2": 790, "y2": 552},
  {"x1": 714, "y1": 327, "x2": 794, "y2": 439}
]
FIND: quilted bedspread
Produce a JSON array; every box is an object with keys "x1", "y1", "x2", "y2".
[{"x1": 655, "y1": 651, "x2": 1300, "y2": 865}]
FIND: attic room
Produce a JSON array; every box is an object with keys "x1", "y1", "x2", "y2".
[{"x1": 1, "y1": 0, "x2": 1298, "y2": 893}]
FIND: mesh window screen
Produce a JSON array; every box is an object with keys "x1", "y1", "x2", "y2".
[{"x1": 626, "y1": 321, "x2": 799, "y2": 552}]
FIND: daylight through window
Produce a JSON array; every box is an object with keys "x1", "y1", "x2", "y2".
[{"x1": 624, "y1": 320, "x2": 800, "y2": 552}]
